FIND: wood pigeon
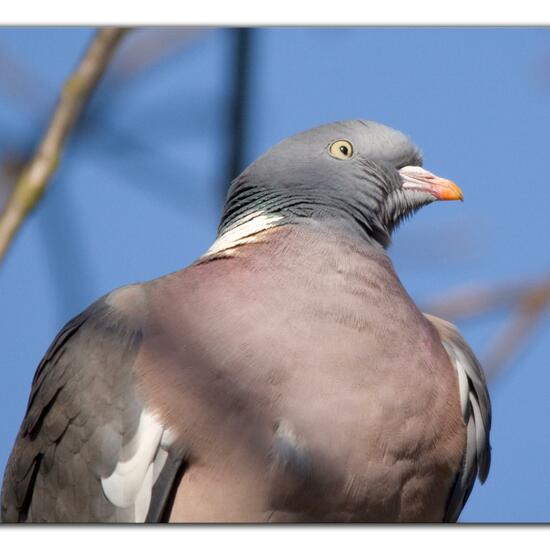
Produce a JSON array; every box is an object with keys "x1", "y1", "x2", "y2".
[{"x1": 1, "y1": 120, "x2": 491, "y2": 523}]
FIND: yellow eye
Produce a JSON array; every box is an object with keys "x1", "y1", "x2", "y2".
[{"x1": 329, "y1": 139, "x2": 354, "y2": 160}]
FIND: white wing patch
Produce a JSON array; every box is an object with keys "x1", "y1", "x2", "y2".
[
  {"x1": 101, "y1": 410, "x2": 173, "y2": 522},
  {"x1": 442, "y1": 342, "x2": 474, "y2": 418},
  {"x1": 453, "y1": 350, "x2": 470, "y2": 416}
]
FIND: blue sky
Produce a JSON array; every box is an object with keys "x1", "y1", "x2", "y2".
[{"x1": 1, "y1": 28, "x2": 549, "y2": 522}]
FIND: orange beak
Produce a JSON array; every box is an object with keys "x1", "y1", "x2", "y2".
[{"x1": 398, "y1": 166, "x2": 464, "y2": 201}]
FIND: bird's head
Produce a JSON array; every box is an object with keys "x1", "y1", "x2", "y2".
[{"x1": 221, "y1": 120, "x2": 463, "y2": 249}]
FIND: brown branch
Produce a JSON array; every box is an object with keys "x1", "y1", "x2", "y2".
[
  {"x1": 483, "y1": 306, "x2": 548, "y2": 380},
  {"x1": 109, "y1": 28, "x2": 206, "y2": 83},
  {"x1": 426, "y1": 281, "x2": 535, "y2": 321},
  {"x1": 426, "y1": 276, "x2": 550, "y2": 380},
  {"x1": 0, "y1": 43, "x2": 49, "y2": 111},
  {"x1": 0, "y1": 27, "x2": 128, "y2": 265},
  {"x1": 483, "y1": 280, "x2": 550, "y2": 379}
]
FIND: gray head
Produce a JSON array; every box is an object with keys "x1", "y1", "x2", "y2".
[{"x1": 220, "y1": 120, "x2": 462, "y2": 248}]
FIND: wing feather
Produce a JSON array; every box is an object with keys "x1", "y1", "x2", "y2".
[
  {"x1": 424, "y1": 313, "x2": 492, "y2": 522},
  {"x1": 1, "y1": 287, "x2": 185, "y2": 523}
]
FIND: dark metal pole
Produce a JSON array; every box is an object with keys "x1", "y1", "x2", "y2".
[{"x1": 224, "y1": 27, "x2": 253, "y2": 203}]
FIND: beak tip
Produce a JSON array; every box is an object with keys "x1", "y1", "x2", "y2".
[{"x1": 441, "y1": 181, "x2": 464, "y2": 202}]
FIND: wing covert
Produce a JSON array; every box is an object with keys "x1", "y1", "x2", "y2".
[
  {"x1": 1, "y1": 287, "x2": 184, "y2": 523},
  {"x1": 424, "y1": 313, "x2": 492, "y2": 523}
]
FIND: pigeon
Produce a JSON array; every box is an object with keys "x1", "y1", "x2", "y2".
[{"x1": 1, "y1": 120, "x2": 491, "y2": 523}]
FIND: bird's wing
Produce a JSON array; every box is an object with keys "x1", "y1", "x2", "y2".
[
  {"x1": 1, "y1": 288, "x2": 185, "y2": 523},
  {"x1": 424, "y1": 313, "x2": 492, "y2": 522}
]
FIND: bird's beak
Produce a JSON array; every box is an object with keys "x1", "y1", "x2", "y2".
[{"x1": 398, "y1": 166, "x2": 464, "y2": 201}]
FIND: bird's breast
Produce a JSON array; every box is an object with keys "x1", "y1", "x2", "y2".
[
  {"x1": 149, "y1": 227, "x2": 465, "y2": 521},
  {"x1": 252, "y1": 234, "x2": 466, "y2": 520}
]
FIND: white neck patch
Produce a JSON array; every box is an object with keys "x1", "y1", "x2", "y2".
[{"x1": 202, "y1": 211, "x2": 284, "y2": 258}]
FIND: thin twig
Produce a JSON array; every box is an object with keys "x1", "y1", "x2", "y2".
[
  {"x1": 0, "y1": 27, "x2": 128, "y2": 264},
  {"x1": 426, "y1": 276, "x2": 550, "y2": 380},
  {"x1": 426, "y1": 282, "x2": 531, "y2": 321},
  {"x1": 483, "y1": 306, "x2": 548, "y2": 380},
  {"x1": 109, "y1": 28, "x2": 206, "y2": 84},
  {"x1": 483, "y1": 280, "x2": 550, "y2": 379}
]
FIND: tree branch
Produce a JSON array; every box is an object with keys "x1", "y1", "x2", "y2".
[
  {"x1": 0, "y1": 27, "x2": 128, "y2": 265},
  {"x1": 426, "y1": 276, "x2": 550, "y2": 380}
]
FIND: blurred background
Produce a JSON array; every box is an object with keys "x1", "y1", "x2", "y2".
[{"x1": 0, "y1": 27, "x2": 549, "y2": 522}]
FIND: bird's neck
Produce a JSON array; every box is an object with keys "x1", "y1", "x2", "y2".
[
  {"x1": 202, "y1": 208, "x2": 387, "y2": 261},
  {"x1": 203, "y1": 210, "x2": 289, "y2": 258},
  {"x1": 216, "y1": 173, "x2": 392, "y2": 253}
]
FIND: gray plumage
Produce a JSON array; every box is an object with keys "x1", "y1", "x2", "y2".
[
  {"x1": 221, "y1": 120, "x2": 423, "y2": 248},
  {"x1": 1, "y1": 297, "x2": 179, "y2": 522},
  {"x1": 1, "y1": 120, "x2": 490, "y2": 523},
  {"x1": 426, "y1": 314, "x2": 491, "y2": 522}
]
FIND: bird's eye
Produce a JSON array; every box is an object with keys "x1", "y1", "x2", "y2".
[{"x1": 329, "y1": 139, "x2": 354, "y2": 160}]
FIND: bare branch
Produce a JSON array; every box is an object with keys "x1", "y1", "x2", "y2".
[
  {"x1": 426, "y1": 276, "x2": 550, "y2": 380},
  {"x1": 0, "y1": 43, "x2": 49, "y2": 111},
  {"x1": 426, "y1": 281, "x2": 536, "y2": 321},
  {"x1": 0, "y1": 27, "x2": 128, "y2": 265},
  {"x1": 483, "y1": 280, "x2": 550, "y2": 379},
  {"x1": 0, "y1": 153, "x2": 28, "y2": 209},
  {"x1": 109, "y1": 28, "x2": 206, "y2": 83},
  {"x1": 483, "y1": 306, "x2": 548, "y2": 380}
]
